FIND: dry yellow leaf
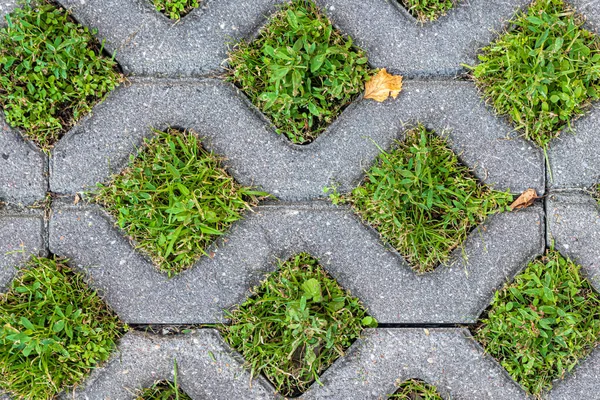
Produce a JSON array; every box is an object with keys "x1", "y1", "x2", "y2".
[
  {"x1": 364, "y1": 68, "x2": 403, "y2": 102},
  {"x1": 510, "y1": 188, "x2": 539, "y2": 210}
]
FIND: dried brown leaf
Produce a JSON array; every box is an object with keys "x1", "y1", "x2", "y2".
[
  {"x1": 510, "y1": 188, "x2": 539, "y2": 210},
  {"x1": 364, "y1": 68, "x2": 403, "y2": 102}
]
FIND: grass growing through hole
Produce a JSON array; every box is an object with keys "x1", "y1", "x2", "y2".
[
  {"x1": 0, "y1": 0, "x2": 121, "y2": 152},
  {"x1": 593, "y1": 184, "x2": 600, "y2": 206},
  {"x1": 0, "y1": 257, "x2": 125, "y2": 399},
  {"x1": 399, "y1": 0, "x2": 458, "y2": 22},
  {"x1": 153, "y1": 0, "x2": 199, "y2": 20},
  {"x1": 137, "y1": 381, "x2": 192, "y2": 400},
  {"x1": 473, "y1": 250, "x2": 600, "y2": 397},
  {"x1": 96, "y1": 128, "x2": 269, "y2": 276},
  {"x1": 390, "y1": 379, "x2": 443, "y2": 399},
  {"x1": 334, "y1": 124, "x2": 512, "y2": 273},
  {"x1": 220, "y1": 253, "x2": 376, "y2": 397},
  {"x1": 468, "y1": 0, "x2": 600, "y2": 149},
  {"x1": 136, "y1": 360, "x2": 191, "y2": 400},
  {"x1": 227, "y1": 0, "x2": 372, "y2": 144}
]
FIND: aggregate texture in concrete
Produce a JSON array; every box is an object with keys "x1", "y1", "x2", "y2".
[
  {"x1": 0, "y1": 206, "x2": 45, "y2": 291},
  {"x1": 49, "y1": 200, "x2": 544, "y2": 324},
  {"x1": 69, "y1": 330, "x2": 275, "y2": 400},
  {"x1": 0, "y1": 121, "x2": 47, "y2": 206},
  {"x1": 547, "y1": 191, "x2": 600, "y2": 292},
  {"x1": 50, "y1": 79, "x2": 544, "y2": 200},
  {"x1": 54, "y1": 0, "x2": 535, "y2": 78},
  {"x1": 548, "y1": 105, "x2": 600, "y2": 190}
]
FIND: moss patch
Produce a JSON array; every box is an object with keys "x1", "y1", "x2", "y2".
[
  {"x1": 96, "y1": 128, "x2": 269, "y2": 276},
  {"x1": 469, "y1": 0, "x2": 600, "y2": 148},
  {"x1": 390, "y1": 379, "x2": 443, "y2": 399},
  {"x1": 400, "y1": 0, "x2": 458, "y2": 22},
  {"x1": 220, "y1": 253, "x2": 376, "y2": 397},
  {"x1": 0, "y1": 0, "x2": 121, "y2": 152},
  {"x1": 337, "y1": 124, "x2": 511, "y2": 273},
  {"x1": 0, "y1": 257, "x2": 125, "y2": 399},
  {"x1": 473, "y1": 250, "x2": 600, "y2": 396},
  {"x1": 153, "y1": 0, "x2": 199, "y2": 20},
  {"x1": 227, "y1": 0, "x2": 372, "y2": 144}
]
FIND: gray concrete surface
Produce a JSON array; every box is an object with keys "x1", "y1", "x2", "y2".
[
  {"x1": 49, "y1": 200, "x2": 544, "y2": 324},
  {"x1": 68, "y1": 329, "x2": 275, "y2": 400},
  {"x1": 50, "y1": 79, "x2": 544, "y2": 200},
  {"x1": 547, "y1": 191, "x2": 600, "y2": 292}
]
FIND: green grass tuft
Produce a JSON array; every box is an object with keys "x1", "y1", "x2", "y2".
[
  {"x1": 136, "y1": 381, "x2": 192, "y2": 400},
  {"x1": 469, "y1": 0, "x2": 600, "y2": 148},
  {"x1": 220, "y1": 253, "x2": 376, "y2": 397},
  {"x1": 153, "y1": 0, "x2": 199, "y2": 20},
  {"x1": 0, "y1": 0, "x2": 121, "y2": 152},
  {"x1": 400, "y1": 0, "x2": 458, "y2": 22},
  {"x1": 390, "y1": 379, "x2": 443, "y2": 399},
  {"x1": 96, "y1": 128, "x2": 269, "y2": 276},
  {"x1": 0, "y1": 256, "x2": 125, "y2": 399},
  {"x1": 473, "y1": 249, "x2": 600, "y2": 396},
  {"x1": 593, "y1": 184, "x2": 600, "y2": 206},
  {"x1": 340, "y1": 124, "x2": 512, "y2": 273},
  {"x1": 227, "y1": 0, "x2": 372, "y2": 144}
]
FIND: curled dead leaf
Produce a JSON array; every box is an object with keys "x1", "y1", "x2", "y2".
[
  {"x1": 364, "y1": 68, "x2": 403, "y2": 102},
  {"x1": 510, "y1": 188, "x2": 539, "y2": 210}
]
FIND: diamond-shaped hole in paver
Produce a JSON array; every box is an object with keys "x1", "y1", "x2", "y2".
[
  {"x1": 0, "y1": 256, "x2": 125, "y2": 399},
  {"x1": 95, "y1": 128, "x2": 269, "y2": 276},
  {"x1": 151, "y1": 0, "x2": 200, "y2": 20},
  {"x1": 472, "y1": 249, "x2": 600, "y2": 397},
  {"x1": 470, "y1": 0, "x2": 600, "y2": 149},
  {"x1": 136, "y1": 380, "x2": 192, "y2": 400},
  {"x1": 390, "y1": 378, "x2": 443, "y2": 399},
  {"x1": 398, "y1": 0, "x2": 460, "y2": 22},
  {"x1": 220, "y1": 252, "x2": 376, "y2": 397},
  {"x1": 227, "y1": 0, "x2": 372, "y2": 145},
  {"x1": 342, "y1": 123, "x2": 512, "y2": 273},
  {"x1": 0, "y1": 0, "x2": 122, "y2": 153}
]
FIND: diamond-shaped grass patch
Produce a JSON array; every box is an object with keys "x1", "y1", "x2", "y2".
[
  {"x1": 96, "y1": 128, "x2": 269, "y2": 276},
  {"x1": 0, "y1": 257, "x2": 125, "y2": 399},
  {"x1": 220, "y1": 253, "x2": 376, "y2": 397},
  {"x1": 469, "y1": 0, "x2": 600, "y2": 149},
  {"x1": 399, "y1": 0, "x2": 459, "y2": 22},
  {"x1": 337, "y1": 124, "x2": 512, "y2": 273},
  {"x1": 227, "y1": 0, "x2": 372, "y2": 145},
  {"x1": 152, "y1": 0, "x2": 200, "y2": 20},
  {"x1": 473, "y1": 249, "x2": 600, "y2": 397},
  {"x1": 136, "y1": 380, "x2": 192, "y2": 400},
  {"x1": 390, "y1": 378, "x2": 443, "y2": 399},
  {"x1": 0, "y1": 0, "x2": 122, "y2": 152}
]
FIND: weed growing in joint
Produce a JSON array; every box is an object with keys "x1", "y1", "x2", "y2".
[
  {"x1": 473, "y1": 250, "x2": 600, "y2": 396},
  {"x1": 390, "y1": 379, "x2": 443, "y2": 399},
  {"x1": 227, "y1": 0, "x2": 372, "y2": 144},
  {"x1": 400, "y1": 0, "x2": 459, "y2": 22},
  {"x1": 96, "y1": 128, "x2": 269, "y2": 276},
  {"x1": 337, "y1": 124, "x2": 511, "y2": 273},
  {"x1": 0, "y1": 257, "x2": 125, "y2": 399},
  {"x1": 0, "y1": 0, "x2": 121, "y2": 152},
  {"x1": 469, "y1": 0, "x2": 600, "y2": 148},
  {"x1": 221, "y1": 253, "x2": 376, "y2": 397},
  {"x1": 153, "y1": 0, "x2": 199, "y2": 20}
]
